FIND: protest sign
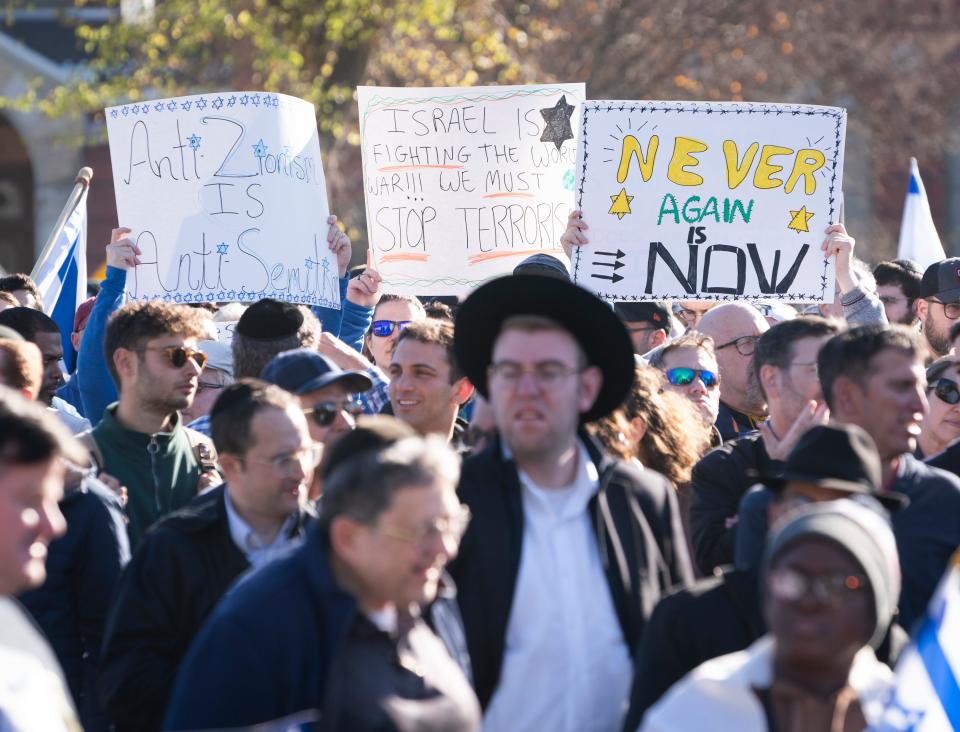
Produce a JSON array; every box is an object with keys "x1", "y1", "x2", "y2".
[
  {"x1": 358, "y1": 83, "x2": 585, "y2": 296},
  {"x1": 214, "y1": 320, "x2": 238, "y2": 345},
  {"x1": 105, "y1": 92, "x2": 339, "y2": 308},
  {"x1": 573, "y1": 101, "x2": 846, "y2": 303}
]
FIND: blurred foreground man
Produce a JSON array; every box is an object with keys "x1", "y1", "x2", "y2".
[
  {"x1": 0, "y1": 387, "x2": 88, "y2": 730},
  {"x1": 450, "y1": 274, "x2": 692, "y2": 732},
  {"x1": 164, "y1": 435, "x2": 479, "y2": 731}
]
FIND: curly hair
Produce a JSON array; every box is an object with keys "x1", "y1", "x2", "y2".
[
  {"x1": 590, "y1": 365, "x2": 712, "y2": 485},
  {"x1": 104, "y1": 300, "x2": 212, "y2": 386}
]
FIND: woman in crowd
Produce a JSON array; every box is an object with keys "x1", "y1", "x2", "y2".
[
  {"x1": 641, "y1": 499, "x2": 899, "y2": 731},
  {"x1": 917, "y1": 356, "x2": 960, "y2": 459},
  {"x1": 592, "y1": 365, "x2": 713, "y2": 488}
]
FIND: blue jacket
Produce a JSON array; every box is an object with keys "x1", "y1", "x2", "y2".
[
  {"x1": 163, "y1": 524, "x2": 356, "y2": 730},
  {"x1": 18, "y1": 475, "x2": 130, "y2": 732},
  {"x1": 311, "y1": 276, "x2": 374, "y2": 352},
  {"x1": 78, "y1": 266, "x2": 125, "y2": 425}
]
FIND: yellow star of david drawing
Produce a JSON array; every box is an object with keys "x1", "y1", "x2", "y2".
[
  {"x1": 609, "y1": 188, "x2": 634, "y2": 220},
  {"x1": 787, "y1": 206, "x2": 814, "y2": 234}
]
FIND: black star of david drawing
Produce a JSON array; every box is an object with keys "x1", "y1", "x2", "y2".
[{"x1": 539, "y1": 95, "x2": 575, "y2": 151}]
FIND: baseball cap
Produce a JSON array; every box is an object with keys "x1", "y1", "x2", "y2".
[
  {"x1": 613, "y1": 301, "x2": 671, "y2": 328},
  {"x1": 260, "y1": 349, "x2": 372, "y2": 395},
  {"x1": 919, "y1": 258, "x2": 960, "y2": 302}
]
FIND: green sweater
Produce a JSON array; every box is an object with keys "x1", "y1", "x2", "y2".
[{"x1": 92, "y1": 405, "x2": 201, "y2": 549}]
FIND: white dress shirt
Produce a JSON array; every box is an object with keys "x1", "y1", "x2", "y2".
[
  {"x1": 223, "y1": 491, "x2": 302, "y2": 568},
  {"x1": 482, "y1": 442, "x2": 632, "y2": 732}
]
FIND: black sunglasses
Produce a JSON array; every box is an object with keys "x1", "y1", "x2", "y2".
[
  {"x1": 134, "y1": 345, "x2": 208, "y2": 370},
  {"x1": 931, "y1": 378, "x2": 960, "y2": 405},
  {"x1": 303, "y1": 398, "x2": 363, "y2": 427}
]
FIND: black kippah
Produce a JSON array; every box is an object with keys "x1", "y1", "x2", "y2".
[{"x1": 235, "y1": 298, "x2": 304, "y2": 340}]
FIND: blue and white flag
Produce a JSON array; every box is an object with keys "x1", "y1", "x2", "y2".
[
  {"x1": 896, "y1": 157, "x2": 946, "y2": 270},
  {"x1": 32, "y1": 188, "x2": 87, "y2": 373},
  {"x1": 873, "y1": 551, "x2": 960, "y2": 731}
]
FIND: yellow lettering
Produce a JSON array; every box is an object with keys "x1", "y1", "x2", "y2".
[
  {"x1": 666, "y1": 137, "x2": 708, "y2": 186},
  {"x1": 723, "y1": 140, "x2": 759, "y2": 190},
  {"x1": 784, "y1": 149, "x2": 826, "y2": 195},
  {"x1": 616, "y1": 134, "x2": 659, "y2": 184},
  {"x1": 753, "y1": 144, "x2": 794, "y2": 189}
]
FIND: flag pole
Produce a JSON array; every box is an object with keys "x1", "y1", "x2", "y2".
[{"x1": 30, "y1": 167, "x2": 93, "y2": 281}]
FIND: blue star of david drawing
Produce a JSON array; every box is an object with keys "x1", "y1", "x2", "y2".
[
  {"x1": 304, "y1": 258, "x2": 313, "y2": 270},
  {"x1": 142, "y1": 104, "x2": 150, "y2": 114},
  {"x1": 273, "y1": 96, "x2": 281, "y2": 108},
  {"x1": 227, "y1": 291, "x2": 236, "y2": 300},
  {"x1": 227, "y1": 95, "x2": 237, "y2": 107},
  {"x1": 163, "y1": 294, "x2": 172, "y2": 302},
  {"x1": 173, "y1": 293, "x2": 182, "y2": 302},
  {"x1": 321, "y1": 259, "x2": 330, "y2": 276},
  {"x1": 252, "y1": 139, "x2": 268, "y2": 158},
  {"x1": 195, "y1": 97, "x2": 208, "y2": 110},
  {"x1": 206, "y1": 293, "x2": 215, "y2": 301},
  {"x1": 216, "y1": 292, "x2": 225, "y2": 300},
  {"x1": 251, "y1": 95, "x2": 261, "y2": 107},
  {"x1": 155, "y1": 102, "x2": 164, "y2": 112},
  {"x1": 121, "y1": 107, "x2": 129, "y2": 116},
  {"x1": 216, "y1": 243, "x2": 229, "y2": 255},
  {"x1": 167, "y1": 101, "x2": 177, "y2": 111},
  {"x1": 213, "y1": 96, "x2": 224, "y2": 110},
  {"x1": 131, "y1": 105, "x2": 139, "y2": 115},
  {"x1": 188, "y1": 134, "x2": 201, "y2": 151},
  {"x1": 181, "y1": 100, "x2": 193, "y2": 111},
  {"x1": 240, "y1": 94, "x2": 249, "y2": 106},
  {"x1": 110, "y1": 109, "x2": 118, "y2": 118}
]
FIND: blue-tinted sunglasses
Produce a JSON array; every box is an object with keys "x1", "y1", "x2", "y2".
[
  {"x1": 371, "y1": 320, "x2": 411, "y2": 338},
  {"x1": 666, "y1": 367, "x2": 719, "y2": 388}
]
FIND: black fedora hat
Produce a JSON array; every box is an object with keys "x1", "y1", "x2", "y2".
[
  {"x1": 453, "y1": 274, "x2": 634, "y2": 423},
  {"x1": 759, "y1": 423, "x2": 908, "y2": 510}
]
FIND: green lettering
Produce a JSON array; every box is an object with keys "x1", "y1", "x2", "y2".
[
  {"x1": 681, "y1": 195, "x2": 701, "y2": 224},
  {"x1": 658, "y1": 193, "x2": 680, "y2": 225},
  {"x1": 731, "y1": 199, "x2": 754, "y2": 223},
  {"x1": 701, "y1": 196, "x2": 719, "y2": 223}
]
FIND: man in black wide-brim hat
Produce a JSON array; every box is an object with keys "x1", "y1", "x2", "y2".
[{"x1": 448, "y1": 274, "x2": 694, "y2": 732}]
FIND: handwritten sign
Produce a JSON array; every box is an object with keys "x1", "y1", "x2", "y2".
[
  {"x1": 573, "y1": 101, "x2": 846, "y2": 303},
  {"x1": 358, "y1": 84, "x2": 585, "y2": 296},
  {"x1": 214, "y1": 320, "x2": 238, "y2": 345},
  {"x1": 105, "y1": 92, "x2": 339, "y2": 308}
]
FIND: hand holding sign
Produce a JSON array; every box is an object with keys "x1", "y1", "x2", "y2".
[
  {"x1": 106, "y1": 227, "x2": 142, "y2": 270},
  {"x1": 574, "y1": 100, "x2": 846, "y2": 303}
]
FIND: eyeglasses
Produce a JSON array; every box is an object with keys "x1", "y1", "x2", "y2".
[
  {"x1": 134, "y1": 345, "x2": 208, "y2": 369},
  {"x1": 674, "y1": 307, "x2": 710, "y2": 324},
  {"x1": 303, "y1": 398, "x2": 363, "y2": 427},
  {"x1": 665, "y1": 367, "x2": 718, "y2": 389},
  {"x1": 931, "y1": 378, "x2": 960, "y2": 405},
  {"x1": 372, "y1": 320, "x2": 411, "y2": 338},
  {"x1": 488, "y1": 361, "x2": 583, "y2": 390},
  {"x1": 379, "y1": 505, "x2": 472, "y2": 550},
  {"x1": 245, "y1": 443, "x2": 323, "y2": 473},
  {"x1": 927, "y1": 299, "x2": 960, "y2": 320},
  {"x1": 715, "y1": 334, "x2": 759, "y2": 356},
  {"x1": 769, "y1": 567, "x2": 868, "y2": 606},
  {"x1": 768, "y1": 567, "x2": 867, "y2": 607}
]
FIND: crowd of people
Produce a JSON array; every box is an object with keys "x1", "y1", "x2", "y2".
[{"x1": 0, "y1": 205, "x2": 958, "y2": 732}]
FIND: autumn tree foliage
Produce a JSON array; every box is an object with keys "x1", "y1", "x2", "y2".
[{"x1": 23, "y1": 0, "x2": 960, "y2": 256}]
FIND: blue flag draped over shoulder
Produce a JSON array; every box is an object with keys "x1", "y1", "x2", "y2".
[
  {"x1": 33, "y1": 187, "x2": 87, "y2": 373},
  {"x1": 872, "y1": 551, "x2": 960, "y2": 731}
]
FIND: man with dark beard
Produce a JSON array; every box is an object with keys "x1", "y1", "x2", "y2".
[
  {"x1": 86, "y1": 301, "x2": 219, "y2": 548},
  {"x1": 916, "y1": 258, "x2": 960, "y2": 359}
]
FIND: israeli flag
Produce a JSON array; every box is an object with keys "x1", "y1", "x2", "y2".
[
  {"x1": 896, "y1": 157, "x2": 946, "y2": 270},
  {"x1": 33, "y1": 188, "x2": 87, "y2": 373},
  {"x1": 873, "y1": 552, "x2": 960, "y2": 731}
]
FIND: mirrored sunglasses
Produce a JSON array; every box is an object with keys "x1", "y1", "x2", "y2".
[
  {"x1": 665, "y1": 367, "x2": 718, "y2": 388},
  {"x1": 372, "y1": 320, "x2": 411, "y2": 338}
]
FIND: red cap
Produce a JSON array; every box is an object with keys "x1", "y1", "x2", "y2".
[{"x1": 73, "y1": 297, "x2": 96, "y2": 333}]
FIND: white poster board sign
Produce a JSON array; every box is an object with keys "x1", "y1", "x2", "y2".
[
  {"x1": 573, "y1": 101, "x2": 846, "y2": 303},
  {"x1": 358, "y1": 83, "x2": 585, "y2": 295},
  {"x1": 106, "y1": 92, "x2": 339, "y2": 308}
]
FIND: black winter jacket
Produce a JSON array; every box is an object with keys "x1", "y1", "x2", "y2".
[
  {"x1": 448, "y1": 431, "x2": 693, "y2": 709},
  {"x1": 98, "y1": 485, "x2": 314, "y2": 731}
]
